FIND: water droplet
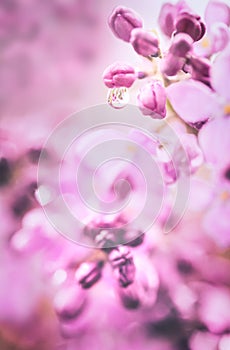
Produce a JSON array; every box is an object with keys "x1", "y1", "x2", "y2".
[{"x1": 107, "y1": 87, "x2": 129, "y2": 109}]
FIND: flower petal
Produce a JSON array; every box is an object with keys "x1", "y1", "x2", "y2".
[
  {"x1": 198, "y1": 116, "x2": 230, "y2": 168},
  {"x1": 205, "y1": 0, "x2": 230, "y2": 29},
  {"x1": 166, "y1": 80, "x2": 219, "y2": 123},
  {"x1": 211, "y1": 43, "x2": 230, "y2": 101}
]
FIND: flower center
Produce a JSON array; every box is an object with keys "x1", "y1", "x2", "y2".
[
  {"x1": 220, "y1": 191, "x2": 230, "y2": 201},
  {"x1": 201, "y1": 37, "x2": 210, "y2": 48},
  {"x1": 224, "y1": 104, "x2": 230, "y2": 116}
]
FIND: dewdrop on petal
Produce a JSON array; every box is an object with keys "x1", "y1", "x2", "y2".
[{"x1": 107, "y1": 87, "x2": 130, "y2": 109}]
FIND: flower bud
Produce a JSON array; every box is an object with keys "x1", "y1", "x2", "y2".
[
  {"x1": 130, "y1": 28, "x2": 159, "y2": 57},
  {"x1": 103, "y1": 62, "x2": 136, "y2": 88},
  {"x1": 137, "y1": 80, "x2": 166, "y2": 118},
  {"x1": 108, "y1": 6, "x2": 143, "y2": 42},
  {"x1": 175, "y1": 11, "x2": 206, "y2": 42},
  {"x1": 184, "y1": 56, "x2": 211, "y2": 86},
  {"x1": 75, "y1": 261, "x2": 103, "y2": 289},
  {"x1": 118, "y1": 256, "x2": 159, "y2": 309},
  {"x1": 54, "y1": 284, "x2": 86, "y2": 321},
  {"x1": 109, "y1": 246, "x2": 135, "y2": 287},
  {"x1": 161, "y1": 53, "x2": 185, "y2": 76},
  {"x1": 170, "y1": 33, "x2": 193, "y2": 57},
  {"x1": 158, "y1": 1, "x2": 189, "y2": 37},
  {"x1": 158, "y1": 3, "x2": 179, "y2": 37}
]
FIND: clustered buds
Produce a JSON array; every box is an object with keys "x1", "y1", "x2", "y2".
[
  {"x1": 158, "y1": 1, "x2": 205, "y2": 42},
  {"x1": 103, "y1": 3, "x2": 209, "y2": 118},
  {"x1": 157, "y1": 1, "x2": 208, "y2": 78}
]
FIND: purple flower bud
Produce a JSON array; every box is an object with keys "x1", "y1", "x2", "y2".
[
  {"x1": 54, "y1": 284, "x2": 86, "y2": 321},
  {"x1": 103, "y1": 62, "x2": 136, "y2": 88},
  {"x1": 108, "y1": 6, "x2": 143, "y2": 42},
  {"x1": 158, "y1": 1, "x2": 189, "y2": 37},
  {"x1": 130, "y1": 28, "x2": 159, "y2": 57},
  {"x1": 118, "y1": 256, "x2": 159, "y2": 309},
  {"x1": 170, "y1": 33, "x2": 193, "y2": 57},
  {"x1": 158, "y1": 3, "x2": 179, "y2": 37},
  {"x1": 75, "y1": 261, "x2": 103, "y2": 289},
  {"x1": 161, "y1": 52, "x2": 185, "y2": 76},
  {"x1": 109, "y1": 246, "x2": 135, "y2": 287},
  {"x1": 184, "y1": 56, "x2": 211, "y2": 87},
  {"x1": 137, "y1": 80, "x2": 167, "y2": 118},
  {"x1": 175, "y1": 11, "x2": 206, "y2": 42}
]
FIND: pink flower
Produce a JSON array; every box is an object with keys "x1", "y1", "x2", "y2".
[
  {"x1": 194, "y1": 1, "x2": 230, "y2": 57},
  {"x1": 108, "y1": 6, "x2": 143, "y2": 42},
  {"x1": 137, "y1": 80, "x2": 166, "y2": 119},
  {"x1": 130, "y1": 28, "x2": 159, "y2": 57},
  {"x1": 167, "y1": 79, "x2": 219, "y2": 126},
  {"x1": 199, "y1": 116, "x2": 230, "y2": 171},
  {"x1": 103, "y1": 62, "x2": 136, "y2": 88}
]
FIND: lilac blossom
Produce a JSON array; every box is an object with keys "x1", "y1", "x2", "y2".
[
  {"x1": 167, "y1": 43, "x2": 230, "y2": 125},
  {"x1": 194, "y1": 1, "x2": 230, "y2": 57},
  {"x1": 1, "y1": 1, "x2": 230, "y2": 349}
]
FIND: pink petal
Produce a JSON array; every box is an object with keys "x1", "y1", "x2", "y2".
[
  {"x1": 166, "y1": 80, "x2": 219, "y2": 123},
  {"x1": 205, "y1": 1, "x2": 230, "y2": 29},
  {"x1": 210, "y1": 23, "x2": 230, "y2": 53},
  {"x1": 203, "y1": 201, "x2": 230, "y2": 247},
  {"x1": 198, "y1": 116, "x2": 230, "y2": 168},
  {"x1": 211, "y1": 43, "x2": 230, "y2": 101}
]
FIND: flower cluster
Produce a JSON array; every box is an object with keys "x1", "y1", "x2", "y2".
[
  {"x1": 1, "y1": 1, "x2": 230, "y2": 350},
  {"x1": 103, "y1": 0, "x2": 230, "y2": 249}
]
